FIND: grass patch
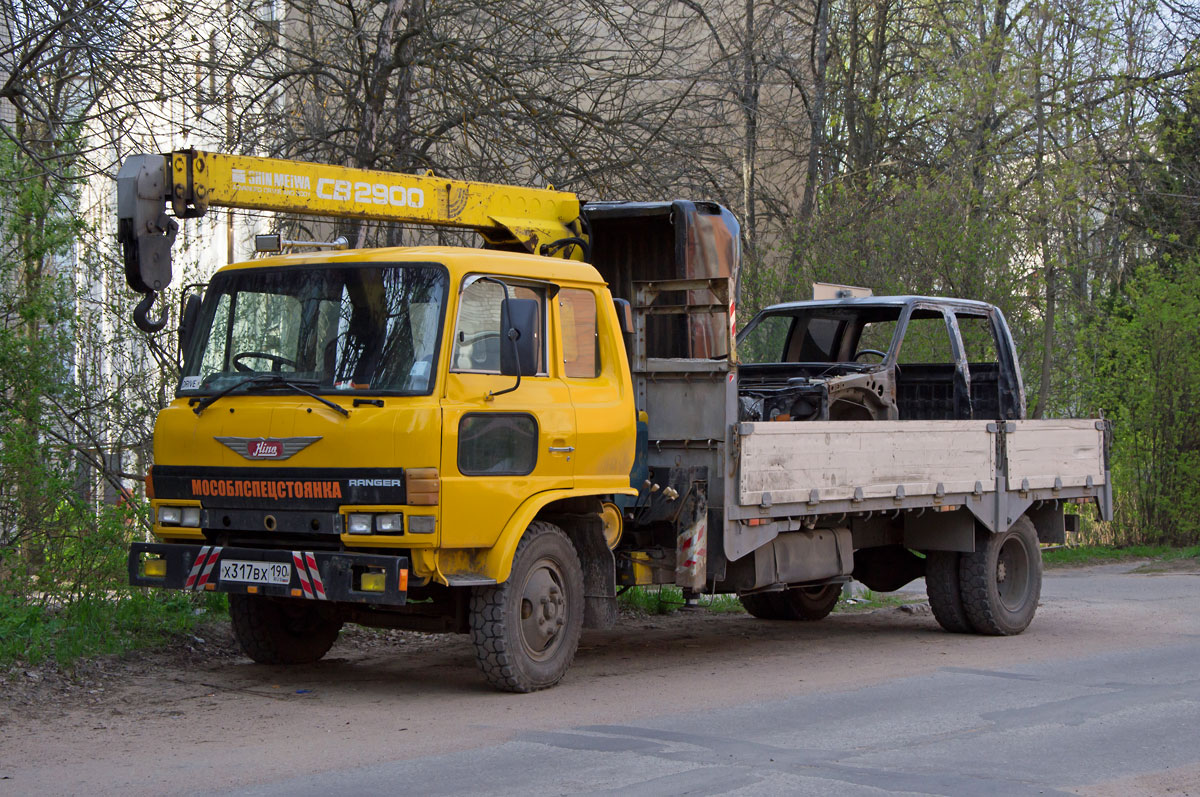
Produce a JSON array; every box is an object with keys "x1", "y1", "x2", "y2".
[
  {"x1": 1043, "y1": 544, "x2": 1200, "y2": 568},
  {"x1": 834, "y1": 589, "x2": 914, "y2": 613},
  {"x1": 618, "y1": 585, "x2": 745, "y2": 615},
  {"x1": 618, "y1": 585, "x2": 925, "y2": 616},
  {"x1": 0, "y1": 591, "x2": 228, "y2": 670}
]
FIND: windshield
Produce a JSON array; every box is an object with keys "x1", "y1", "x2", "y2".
[
  {"x1": 180, "y1": 263, "x2": 448, "y2": 395},
  {"x1": 738, "y1": 306, "x2": 903, "y2": 365}
]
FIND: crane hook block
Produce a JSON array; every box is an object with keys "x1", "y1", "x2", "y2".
[{"x1": 117, "y1": 155, "x2": 178, "y2": 326}]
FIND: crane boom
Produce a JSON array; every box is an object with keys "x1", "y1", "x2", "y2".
[{"x1": 117, "y1": 149, "x2": 586, "y2": 332}]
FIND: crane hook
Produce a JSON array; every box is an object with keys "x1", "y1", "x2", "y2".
[{"x1": 133, "y1": 291, "x2": 167, "y2": 333}]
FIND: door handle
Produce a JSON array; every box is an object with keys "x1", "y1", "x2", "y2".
[{"x1": 548, "y1": 446, "x2": 575, "y2": 453}]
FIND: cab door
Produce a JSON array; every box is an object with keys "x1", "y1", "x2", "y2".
[
  {"x1": 440, "y1": 276, "x2": 575, "y2": 549},
  {"x1": 554, "y1": 285, "x2": 636, "y2": 492}
]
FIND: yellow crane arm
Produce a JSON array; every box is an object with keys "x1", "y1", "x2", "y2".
[{"x1": 117, "y1": 149, "x2": 585, "y2": 332}]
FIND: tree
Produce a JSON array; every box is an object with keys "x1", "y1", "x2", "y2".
[{"x1": 1135, "y1": 74, "x2": 1200, "y2": 266}]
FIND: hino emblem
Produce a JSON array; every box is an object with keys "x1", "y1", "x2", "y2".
[{"x1": 214, "y1": 436, "x2": 321, "y2": 460}]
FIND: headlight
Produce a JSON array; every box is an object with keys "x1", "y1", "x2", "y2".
[
  {"x1": 181, "y1": 507, "x2": 201, "y2": 527},
  {"x1": 158, "y1": 506, "x2": 182, "y2": 525},
  {"x1": 347, "y1": 513, "x2": 373, "y2": 534},
  {"x1": 375, "y1": 513, "x2": 403, "y2": 533},
  {"x1": 360, "y1": 571, "x2": 386, "y2": 592}
]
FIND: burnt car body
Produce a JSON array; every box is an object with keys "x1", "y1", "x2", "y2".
[{"x1": 736, "y1": 296, "x2": 1026, "y2": 423}]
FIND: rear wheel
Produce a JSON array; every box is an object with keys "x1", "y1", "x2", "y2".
[
  {"x1": 739, "y1": 584, "x2": 842, "y2": 621},
  {"x1": 739, "y1": 592, "x2": 784, "y2": 619},
  {"x1": 470, "y1": 521, "x2": 584, "y2": 693},
  {"x1": 925, "y1": 550, "x2": 973, "y2": 633},
  {"x1": 229, "y1": 595, "x2": 343, "y2": 664},
  {"x1": 959, "y1": 516, "x2": 1042, "y2": 635},
  {"x1": 778, "y1": 584, "x2": 842, "y2": 620}
]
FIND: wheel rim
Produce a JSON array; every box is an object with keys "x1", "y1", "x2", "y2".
[
  {"x1": 996, "y1": 535, "x2": 1032, "y2": 612},
  {"x1": 519, "y1": 556, "x2": 568, "y2": 662}
]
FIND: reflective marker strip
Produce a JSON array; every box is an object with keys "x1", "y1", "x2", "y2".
[
  {"x1": 304, "y1": 552, "x2": 327, "y2": 600},
  {"x1": 185, "y1": 546, "x2": 210, "y2": 590},
  {"x1": 196, "y1": 547, "x2": 222, "y2": 590},
  {"x1": 293, "y1": 551, "x2": 313, "y2": 598}
]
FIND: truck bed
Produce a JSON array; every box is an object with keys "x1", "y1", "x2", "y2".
[{"x1": 725, "y1": 418, "x2": 1110, "y2": 559}]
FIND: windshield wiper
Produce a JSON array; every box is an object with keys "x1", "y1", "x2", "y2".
[{"x1": 191, "y1": 375, "x2": 349, "y2": 417}]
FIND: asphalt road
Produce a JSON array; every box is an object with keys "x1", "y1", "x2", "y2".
[
  {"x1": 225, "y1": 563, "x2": 1200, "y2": 797},
  {"x1": 5, "y1": 562, "x2": 1198, "y2": 796}
]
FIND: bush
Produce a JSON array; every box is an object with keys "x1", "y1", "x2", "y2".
[
  {"x1": 0, "y1": 591, "x2": 227, "y2": 669},
  {"x1": 1088, "y1": 263, "x2": 1200, "y2": 545}
]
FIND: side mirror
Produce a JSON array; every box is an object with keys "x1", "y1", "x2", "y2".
[
  {"x1": 179, "y1": 293, "x2": 202, "y2": 352},
  {"x1": 612, "y1": 298, "x2": 634, "y2": 334},
  {"x1": 499, "y1": 298, "x2": 539, "y2": 377},
  {"x1": 254, "y1": 234, "x2": 282, "y2": 253}
]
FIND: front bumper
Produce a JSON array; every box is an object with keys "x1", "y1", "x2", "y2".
[{"x1": 128, "y1": 542, "x2": 408, "y2": 606}]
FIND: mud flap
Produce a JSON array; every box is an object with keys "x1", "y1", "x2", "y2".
[{"x1": 676, "y1": 487, "x2": 708, "y2": 591}]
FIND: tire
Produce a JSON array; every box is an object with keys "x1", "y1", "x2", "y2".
[
  {"x1": 739, "y1": 592, "x2": 784, "y2": 619},
  {"x1": 959, "y1": 516, "x2": 1042, "y2": 635},
  {"x1": 739, "y1": 584, "x2": 841, "y2": 621},
  {"x1": 470, "y1": 521, "x2": 584, "y2": 693},
  {"x1": 779, "y1": 584, "x2": 842, "y2": 620},
  {"x1": 925, "y1": 550, "x2": 974, "y2": 633},
  {"x1": 229, "y1": 594, "x2": 343, "y2": 665}
]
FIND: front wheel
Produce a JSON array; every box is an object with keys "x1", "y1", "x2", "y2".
[
  {"x1": 470, "y1": 521, "x2": 584, "y2": 692},
  {"x1": 958, "y1": 516, "x2": 1042, "y2": 635},
  {"x1": 229, "y1": 595, "x2": 343, "y2": 664}
]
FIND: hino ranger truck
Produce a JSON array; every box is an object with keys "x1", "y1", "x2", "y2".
[{"x1": 120, "y1": 150, "x2": 1111, "y2": 691}]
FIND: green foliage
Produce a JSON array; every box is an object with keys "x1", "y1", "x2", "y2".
[
  {"x1": 760, "y1": 174, "x2": 1022, "y2": 319},
  {"x1": 836, "y1": 589, "x2": 916, "y2": 612},
  {"x1": 0, "y1": 591, "x2": 227, "y2": 669},
  {"x1": 1138, "y1": 76, "x2": 1200, "y2": 265},
  {"x1": 617, "y1": 586, "x2": 744, "y2": 615},
  {"x1": 0, "y1": 126, "x2": 148, "y2": 609},
  {"x1": 1086, "y1": 263, "x2": 1200, "y2": 545},
  {"x1": 1043, "y1": 545, "x2": 1200, "y2": 567}
]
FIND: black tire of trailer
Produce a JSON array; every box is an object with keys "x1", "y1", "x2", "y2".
[
  {"x1": 469, "y1": 521, "x2": 585, "y2": 693},
  {"x1": 959, "y1": 516, "x2": 1043, "y2": 635},
  {"x1": 925, "y1": 550, "x2": 974, "y2": 633},
  {"x1": 228, "y1": 594, "x2": 343, "y2": 665},
  {"x1": 739, "y1": 584, "x2": 842, "y2": 621},
  {"x1": 739, "y1": 592, "x2": 783, "y2": 619}
]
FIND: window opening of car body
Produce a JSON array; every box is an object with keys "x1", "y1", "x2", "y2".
[
  {"x1": 855, "y1": 319, "x2": 896, "y2": 357},
  {"x1": 896, "y1": 310, "x2": 954, "y2": 364},
  {"x1": 784, "y1": 316, "x2": 843, "y2": 361},
  {"x1": 739, "y1": 305, "x2": 920, "y2": 369},
  {"x1": 955, "y1": 313, "x2": 999, "y2": 364},
  {"x1": 737, "y1": 314, "x2": 794, "y2": 363}
]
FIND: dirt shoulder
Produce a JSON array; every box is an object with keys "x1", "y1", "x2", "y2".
[{"x1": 2, "y1": 566, "x2": 1198, "y2": 796}]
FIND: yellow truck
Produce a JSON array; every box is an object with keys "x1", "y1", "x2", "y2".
[{"x1": 121, "y1": 151, "x2": 1111, "y2": 692}]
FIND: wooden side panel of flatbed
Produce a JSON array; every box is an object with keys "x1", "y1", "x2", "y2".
[
  {"x1": 736, "y1": 418, "x2": 1108, "y2": 513},
  {"x1": 737, "y1": 420, "x2": 996, "y2": 507},
  {"x1": 1006, "y1": 419, "x2": 1107, "y2": 490}
]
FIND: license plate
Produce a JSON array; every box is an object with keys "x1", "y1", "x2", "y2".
[{"x1": 219, "y1": 559, "x2": 291, "y2": 585}]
